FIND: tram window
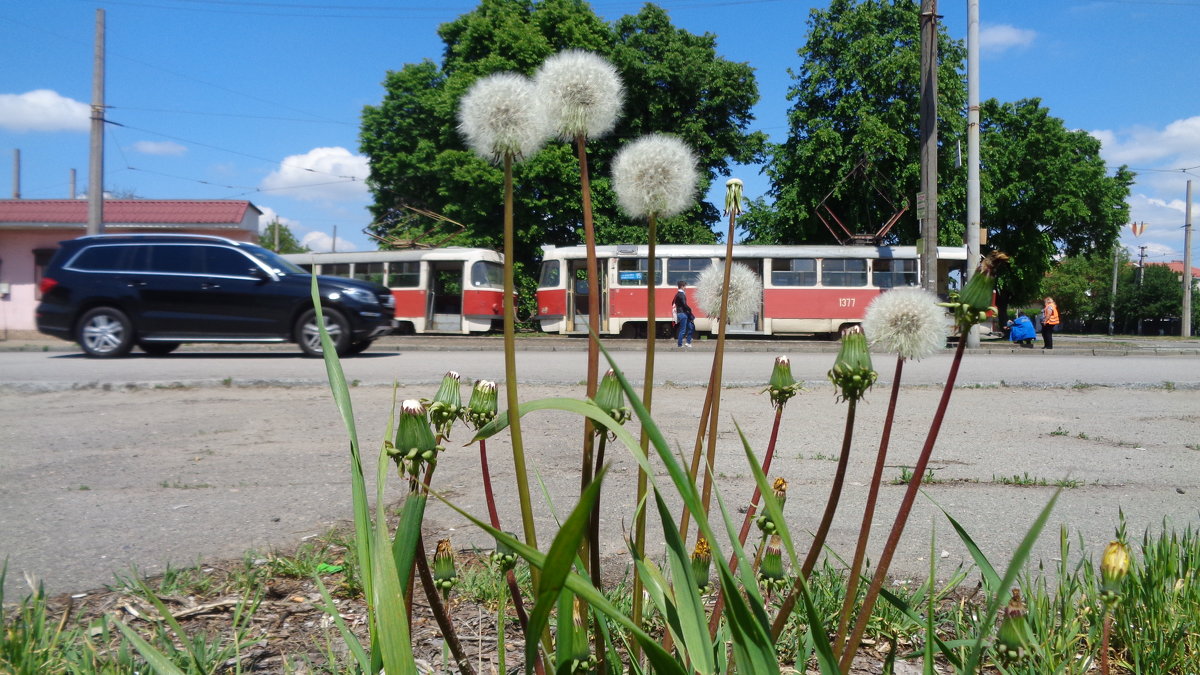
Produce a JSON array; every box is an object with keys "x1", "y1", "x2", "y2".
[
  {"x1": 770, "y1": 258, "x2": 817, "y2": 286},
  {"x1": 471, "y1": 261, "x2": 504, "y2": 288},
  {"x1": 821, "y1": 258, "x2": 868, "y2": 287},
  {"x1": 353, "y1": 262, "x2": 386, "y2": 285},
  {"x1": 323, "y1": 263, "x2": 351, "y2": 277},
  {"x1": 538, "y1": 261, "x2": 561, "y2": 288},
  {"x1": 666, "y1": 257, "x2": 711, "y2": 286},
  {"x1": 387, "y1": 261, "x2": 420, "y2": 288},
  {"x1": 617, "y1": 257, "x2": 663, "y2": 286},
  {"x1": 872, "y1": 259, "x2": 917, "y2": 288}
]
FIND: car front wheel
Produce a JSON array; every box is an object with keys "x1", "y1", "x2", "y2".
[
  {"x1": 77, "y1": 307, "x2": 135, "y2": 358},
  {"x1": 296, "y1": 307, "x2": 350, "y2": 357}
]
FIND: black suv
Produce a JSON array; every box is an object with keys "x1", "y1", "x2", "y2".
[{"x1": 36, "y1": 234, "x2": 395, "y2": 357}]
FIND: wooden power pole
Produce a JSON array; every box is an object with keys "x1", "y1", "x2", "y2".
[
  {"x1": 87, "y1": 8, "x2": 106, "y2": 235},
  {"x1": 918, "y1": 0, "x2": 939, "y2": 294}
]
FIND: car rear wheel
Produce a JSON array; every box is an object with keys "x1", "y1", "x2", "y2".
[
  {"x1": 296, "y1": 307, "x2": 350, "y2": 357},
  {"x1": 77, "y1": 307, "x2": 135, "y2": 358},
  {"x1": 139, "y1": 341, "x2": 181, "y2": 356}
]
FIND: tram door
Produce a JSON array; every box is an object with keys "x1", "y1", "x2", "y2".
[
  {"x1": 724, "y1": 259, "x2": 764, "y2": 334},
  {"x1": 566, "y1": 260, "x2": 605, "y2": 333},
  {"x1": 427, "y1": 262, "x2": 464, "y2": 332}
]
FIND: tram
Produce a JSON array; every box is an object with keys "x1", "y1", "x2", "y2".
[
  {"x1": 535, "y1": 244, "x2": 967, "y2": 337},
  {"x1": 283, "y1": 248, "x2": 506, "y2": 334}
]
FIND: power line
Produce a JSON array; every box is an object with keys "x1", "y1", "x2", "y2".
[{"x1": 108, "y1": 105, "x2": 357, "y2": 126}]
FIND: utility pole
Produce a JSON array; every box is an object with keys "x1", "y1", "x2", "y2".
[
  {"x1": 1184, "y1": 179, "x2": 1193, "y2": 337},
  {"x1": 1137, "y1": 244, "x2": 1148, "y2": 335},
  {"x1": 332, "y1": 225, "x2": 338, "y2": 253},
  {"x1": 918, "y1": 0, "x2": 939, "y2": 295},
  {"x1": 964, "y1": 0, "x2": 981, "y2": 347},
  {"x1": 1107, "y1": 242, "x2": 1119, "y2": 336},
  {"x1": 87, "y1": 8, "x2": 106, "y2": 235},
  {"x1": 11, "y1": 149, "x2": 19, "y2": 199}
]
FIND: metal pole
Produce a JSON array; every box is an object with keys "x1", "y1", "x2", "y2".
[
  {"x1": 87, "y1": 8, "x2": 106, "y2": 235},
  {"x1": 1184, "y1": 179, "x2": 1193, "y2": 337},
  {"x1": 70, "y1": 169, "x2": 76, "y2": 199},
  {"x1": 1108, "y1": 242, "x2": 1119, "y2": 336},
  {"x1": 12, "y1": 149, "x2": 19, "y2": 199},
  {"x1": 919, "y1": 0, "x2": 939, "y2": 294},
  {"x1": 965, "y1": 0, "x2": 981, "y2": 347},
  {"x1": 1137, "y1": 244, "x2": 1147, "y2": 335}
]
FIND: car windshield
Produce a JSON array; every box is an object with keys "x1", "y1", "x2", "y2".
[{"x1": 241, "y1": 244, "x2": 308, "y2": 275}]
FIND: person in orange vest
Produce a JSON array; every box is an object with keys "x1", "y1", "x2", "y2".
[{"x1": 1041, "y1": 296, "x2": 1060, "y2": 349}]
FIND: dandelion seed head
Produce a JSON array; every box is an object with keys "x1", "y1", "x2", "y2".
[
  {"x1": 401, "y1": 399, "x2": 425, "y2": 415},
  {"x1": 861, "y1": 287, "x2": 946, "y2": 360},
  {"x1": 458, "y1": 73, "x2": 548, "y2": 163},
  {"x1": 611, "y1": 134, "x2": 698, "y2": 220},
  {"x1": 535, "y1": 50, "x2": 624, "y2": 141},
  {"x1": 694, "y1": 262, "x2": 762, "y2": 324}
]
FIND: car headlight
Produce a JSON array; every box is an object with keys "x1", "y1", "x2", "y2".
[{"x1": 331, "y1": 287, "x2": 376, "y2": 304}]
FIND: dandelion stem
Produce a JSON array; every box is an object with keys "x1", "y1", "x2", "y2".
[
  {"x1": 631, "y1": 213, "x2": 658, "y2": 658},
  {"x1": 1101, "y1": 611, "x2": 1113, "y2": 675},
  {"x1": 678, "y1": 365, "x2": 717, "y2": 539},
  {"x1": 835, "y1": 355, "x2": 904, "y2": 657},
  {"x1": 837, "y1": 338, "x2": 967, "y2": 672},
  {"x1": 478, "y1": 438, "x2": 532, "y2": 636},
  {"x1": 415, "y1": 533, "x2": 475, "y2": 675},
  {"x1": 576, "y1": 132, "x2": 602, "y2": 580},
  {"x1": 697, "y1": 208, "x2": 739, "y2": 518}
]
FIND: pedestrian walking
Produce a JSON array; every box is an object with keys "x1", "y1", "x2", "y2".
[
  {"x1": 1041, "y1": 296, "x2": 1060, "y2": 349},
  {"x1": 673, "y1": 280, "x2": 694, "y2": 348}
]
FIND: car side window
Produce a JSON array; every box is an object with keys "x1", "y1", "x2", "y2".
[
  {"x1": 72, "y1": 244, "x2": 143, "y2": 271},
  {"x1": 147, "y1": 245, "x2": 204, "y2": 274},
  {"x1": 202, "y1": 247, "x2": 257, "y2": 277}
]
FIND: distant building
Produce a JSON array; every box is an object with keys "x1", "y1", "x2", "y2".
[
  {"x1": 1149, "y1": 261, "x2": 1200, "y2": 290},
  {"x1": 0, "y1": 199, "x2": 262, "y2": 337}
]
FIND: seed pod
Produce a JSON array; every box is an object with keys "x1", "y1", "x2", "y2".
[
  {"x1": 948, "y1": 251, "x2": 1009, "y2": 331},
  {"x1": 995, "y1": 588, "x2": 1031, "y2": 662},
  {"x1": 758, "y1": 534, "x2": 786, "y2": 590},
  {"x1": 593, "y1": 369, "x2": 631, "y2": 426},
  {"x1": 465, "y1": 379, "x2": 498, "y2": 430},
  {"x1": 490, "y1": 532, "x2": 519, "y2": 572},
  {"x1": 766, "y1": 355, "x2": 804, "y2": 407},
  {"x1": 433, "y1": 538, "x2": 457, "y2": 595},
  {"x1": 827, "y1": 327, "x2": 877, "y2": 402},
  {"x1": 394, "y1": 399, "x2": 438, "y2": 476},
  {"x1": 426, "y1": 371, "x2": 462, "y2": 439},
  {"x1": 691, "y1": 536, "x2": 712, "y2": 593}
]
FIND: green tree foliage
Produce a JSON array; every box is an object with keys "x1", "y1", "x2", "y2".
[
  {"x1": 979, "y1": 98, "x2": 1134, "y2": 314},
  {"x1": 359, "y1": 0, "x2": 765, "y2": 259},
  {"x1": 1116, "y1": 262, "x2": 1185, "y2": 335},
  {"x1": 258, "y1": 220, "x2": 310, "y2": 254},
  {"x1": 1040, "y1": 248, "x2": 1124, "y2": 329},
  {"x1": 743, "y1": 0, "x2": 967, "y2": 246}
]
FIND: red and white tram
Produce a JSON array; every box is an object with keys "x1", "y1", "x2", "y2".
[
  {"x1": 283, "y1": 248, "x2": 506, "y2": 334},
  {"x1": 535, "y1": 244, "x2": 967, "y2": 337}
]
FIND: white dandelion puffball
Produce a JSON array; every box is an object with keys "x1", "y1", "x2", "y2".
[
  {"x1": 535, "y1": 50, "x2": 624, "y2": 141},
  {"x1": 695, "y1": 262, "x2": 763, "y2": 325},
  {"x1": 861, "y1": 286, "x2": 947, "y2": 360},
  {"x1": 458, "y1": 73, "x2": 548, "y2": 163},
  {"x1": 611, "y1": 134, "x2": 699, "y2": 220}
]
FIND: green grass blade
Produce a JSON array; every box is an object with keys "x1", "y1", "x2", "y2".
[
  {"x1": 875, "y1": 585, "x2": 963, "y2": 669},
  {"x1": 110, "y1": 618, "x2": 188, "y2": 675},
  {"x1": 314, "y1": 575, "x2": 371, "y2": 671},
  {"x1": 934, "y1": 497, "x2": 1001, "y2": 593},
  {"x1": 653, "y1": 490, "x2": 715, "y2": 675},
  {"x1": 390, "y1": 492, "x2": 428, "y2": 594}
]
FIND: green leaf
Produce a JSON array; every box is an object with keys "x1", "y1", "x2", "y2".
[
  {"x1": 653, "y1": 490, "x2": 715, "y2": 674},
  {"x1": 935, "y1": 497, "x2": 1001, "y2": 593},
  {"x1": 110, "y1": 618, "x2": 187, "y2": 675},
  {"x1": 314, "y1": 575, "x2": 371, "y2": 672}
]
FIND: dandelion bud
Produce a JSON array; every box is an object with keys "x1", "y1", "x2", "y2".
[
  {"x1": 758, "y1": 534, "x2": 786, "y2": 590},
  {"x1": 756, "y1": 477, "x2": 787, "y2": 534},
  {"x1": 947, "y1": 251, "x2": 1009, "y2": 330},
  {"x1": 593, "y1": 369, "x2": 631, "y2": 426},
  {"x1": 426, "y1": 371, "x2": 462, "y2": 438},
  {"x1": 771, "y1": 477, "x2": 788, "y2": 509},
  {"x1": 490, "y1": 532, "x2": 519, "y2": 572},
  {"x1": 392, "y1": 399, "x2": 438, "y2": 476},
  {"x1": 766, "y1": 356, "x2": 803, "y2": 407},
  {"x1": 827, "y1": 327, "x2": 877, "y2": 402},
  {"x1": 724, "y1": 177, "x2": 745, "y2": 217},
  {"x1": 691, "y1": 536, "x2": 712, "y2": 593},
  {"x1": 433, "y1": 538, "x2": 457, "y2": 595},
  {"x1": 1101, "y1": 540, "x2": 1131, "y2": 602},
  {"x1": 465, "y1": 379, "x2": 498, "y2": 430},
  {"x1": 995, "y1": 588, "x2": 1031, "y2": 662}
]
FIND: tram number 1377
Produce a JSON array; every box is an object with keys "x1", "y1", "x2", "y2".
[{"x1": 838, "y1": 297, "x2": 856, "y2": 308}]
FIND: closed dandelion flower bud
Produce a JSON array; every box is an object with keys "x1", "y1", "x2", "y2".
[
  {"x1": 766, "y1": 356, "x2": 803, "y2": 407},
  {"x1": 827, "y1": 327, "x2": 877, "y2": 402},
  {"x1": 995, "y1": 588, "x2": 1031, "y2": 662},
  {"x1": 394, "y1": 399, "x2": 437, "y2": 476},
  {"x1": 758, "y1": 534, "x2": 786, "y2": 588},
  {"x1": 427, "y1": 371, "x2": 462, "y2": 438},
  {"x1": 862, "y1": 287, "x2": 947, "y2": 360},
  {"x1": 1101, "y1": 540, "x2": 1131, "y2": 601},
  {"x1": 465, "y1": 379, "x2": 498, "y2": 430},
  {"x1": 593, "y1": 369, "x2": 631, "y2": 426},
  {"x1": 771, "y1": 477, "x2": 788, "y2": 510},
  {"x1": 490, "y1": 532, "x2": 519, "y2": 572},
  {"x1": 433, "y1": 538, "x2": 457, "y2": 594},
  {"x1": 691, "y1": 536, "x2": 712, "y2": 593},
  {"x1": 949, "y1": 251, "x2": 1009, "y2": 330}
]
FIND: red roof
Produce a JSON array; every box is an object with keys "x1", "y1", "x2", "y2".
[
  {"x1": 1149, "y1": 261, "x2": 1200, "y2": 279},
  {"x1": 0, "y1": 199, "x2": 259, "y2": 225}
]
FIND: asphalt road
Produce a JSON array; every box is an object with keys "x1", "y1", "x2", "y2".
[{"x1": 2, "y1": 339, "x2": 1198, "y2": 602}]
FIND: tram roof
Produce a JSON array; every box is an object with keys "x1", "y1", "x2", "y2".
[
  {"x1": 281, "y1": 247, "x2": 502, "y2": 264},
  {"x1": 540, "y1": 244, "x2": 967, "y2": 260}
]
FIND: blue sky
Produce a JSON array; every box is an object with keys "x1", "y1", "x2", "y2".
[{"x1": 2, "y1": 0, "x2": 1197, "y2": 268}]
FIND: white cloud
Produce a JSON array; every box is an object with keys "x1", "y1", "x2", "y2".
[
  {"x1": 260, "y1": 147, "x2": 370, "y2": 203},
  {"x1": 978, "y1": 24, "x2": 1036, "y2": 55},
  {"x1": 301, "y1": 231, "x2": 358, "y2": 253},
  {"x1": 0, "y1": 89, "x2": 89, "y2": 132},
  {"x1": 131, "y1": 140, "x2": 187, "y2": 156}
]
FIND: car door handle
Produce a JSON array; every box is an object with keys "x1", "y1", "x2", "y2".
[
  {"x1": 126, "y1": 280, "x2": 148, "y2": 287},
  {"x1": 202, "y1": 282, "x2": 221, "y2": 289}
]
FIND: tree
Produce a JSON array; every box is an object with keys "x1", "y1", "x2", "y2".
[
  {"x1": 258, "y1": 220, "x2": 310, "y2": 254},
  {"x1": 743, "y1": 0, "x2": 967, "y2": 246},
  {"x1": 980, "y1": 98, "x2": 1134, "y2": 319},
  {"x1": 1116, "y1": 263, "x2": 1184, "y2": 335},
  {"x1": 1041, "y1": 248, "x2": 1127, "y2": 330},
  {"x1": 359, "y1": 0, "x2": 765, "y2": 259}
]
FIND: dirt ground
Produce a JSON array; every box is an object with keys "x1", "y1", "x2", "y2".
[{"x1": 2, "y1": 379, "x2": 1198, "y2": 671}]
